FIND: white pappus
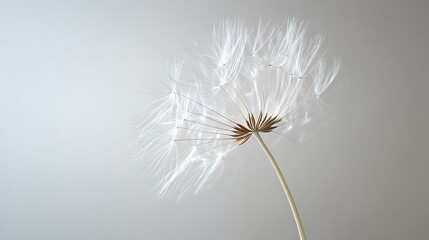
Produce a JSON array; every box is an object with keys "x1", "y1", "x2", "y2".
[{"x1": 136, "y1": 18, "x2": 340, "y2": 200}]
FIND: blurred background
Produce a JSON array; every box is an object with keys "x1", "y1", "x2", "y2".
[{"x1": 1, "y1": 0, "x2": 428, "y2": 239}]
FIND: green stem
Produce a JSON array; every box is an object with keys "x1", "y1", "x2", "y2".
[{"x1": 253, "y1": 131, "x2": 307, "y2": 240}]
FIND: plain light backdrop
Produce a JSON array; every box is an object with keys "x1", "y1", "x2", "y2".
[{"x1": 1, "y1": 0, "x2": 428, "y2": 239}]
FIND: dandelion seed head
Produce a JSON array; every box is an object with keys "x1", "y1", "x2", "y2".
[{"x1": 137, "y1": 18, "x2": 340, "y2": 198}]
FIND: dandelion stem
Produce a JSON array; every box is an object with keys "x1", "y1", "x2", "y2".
[{"x1": 253, "y1": 131, "x2": 307, "y2": 240}]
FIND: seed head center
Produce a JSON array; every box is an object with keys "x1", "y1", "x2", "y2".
[{"x1": 231, "y1": 112, "x2": 281, "y2": 145}]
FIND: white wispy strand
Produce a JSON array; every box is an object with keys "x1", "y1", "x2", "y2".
[{"x1": 137, "y1": 18, "x2": 340, "y2": 199}]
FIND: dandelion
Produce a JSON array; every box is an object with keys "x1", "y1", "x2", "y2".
[{"x1": 137, "y1": 18, "x2": 340, "y2": 240}]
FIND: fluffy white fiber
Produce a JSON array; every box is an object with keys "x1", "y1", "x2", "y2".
[{"x1": 137, "y1": 18, "x2": 340, "y2": 199}]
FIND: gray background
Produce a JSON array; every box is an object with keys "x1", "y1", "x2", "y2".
[{"x1": 1, "y1": 0, "x2": 428, "y2": 239}]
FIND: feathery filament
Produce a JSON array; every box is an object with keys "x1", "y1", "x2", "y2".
[{"x1": 137, "y1": 18, "x2": 340, "y2": 198}]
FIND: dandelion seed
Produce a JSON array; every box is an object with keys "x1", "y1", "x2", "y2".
[{"x1": 137, "y1": 18, "x2": 340, "y2": 240}]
